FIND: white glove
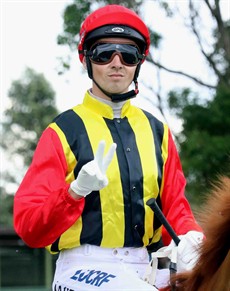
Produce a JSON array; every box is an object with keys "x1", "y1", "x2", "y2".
[
  {"x1": 166, "y1": 231, "x2": 204, "y2": 272},
  {"x1": 70, "y1": 140, "x2": 117, "y2": 197}
]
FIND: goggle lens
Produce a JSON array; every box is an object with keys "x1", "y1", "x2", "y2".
[{"x1": 88, "y1": 43, "x2": 143, "y2": 66}]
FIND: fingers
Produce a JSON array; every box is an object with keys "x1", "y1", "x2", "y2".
[
  {"x1": 95, "y1": 140, "x2": 106, "y2": 169},
  {"x1": 102, "y1": 143, "x2": 117, "y2": 173},
  {"x1": 94, "y1": 140, "x2": 117, "y2": 173}
]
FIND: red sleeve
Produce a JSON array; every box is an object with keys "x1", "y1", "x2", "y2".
[
  {"x1": 13, "y1": 127, "x2": 85, "y2": 248},
  {"x1": 161, "y1": 130, "x2": 202, "y2": 245}
]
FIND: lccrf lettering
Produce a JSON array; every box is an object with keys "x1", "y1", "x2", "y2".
[{"x1": 70, "y1": 269, "x2": 116, "y2": 287}]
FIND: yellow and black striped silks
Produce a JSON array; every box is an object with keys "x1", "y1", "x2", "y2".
[{"x1": 47, "y1": 91, "x2": 169, "y2": 253}]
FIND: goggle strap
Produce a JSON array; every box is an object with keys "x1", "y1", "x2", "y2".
[{"x1": 134, "y1": 80, "x2": 139, "y2": 95}]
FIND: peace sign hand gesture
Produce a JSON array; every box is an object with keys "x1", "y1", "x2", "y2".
[{"x1": 70, "y1": 140, "x2": 117, "y2": 197}]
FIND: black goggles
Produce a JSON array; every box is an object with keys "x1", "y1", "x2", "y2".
[{"x1": 86, "y1": 43, "x2": 144, "y2": 66}]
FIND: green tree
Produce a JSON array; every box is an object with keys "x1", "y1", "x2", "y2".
[
  {"x1": 0, "y1": 68, "x2": 59, "y2": 227},
  {"x1": 164, "y1": 0, "x2": 230, "y2": 203},
  {"x1": 168, "y1": 85, "x2": 230, "y2": 204},
  {"x1": 1, "y1": 68, "x2": 59, "y2": 167},
  {"x1": 0, "y1": 183, "x2": 14, "y2": 227}
]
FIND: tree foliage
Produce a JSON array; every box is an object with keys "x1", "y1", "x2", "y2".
[
  {"x1": 164, "y1": 0, "x2": 230, "y2": 202},
  {"x1": 168, "y1": 85, "x2": 230, "y2": 204},
  {"x1": 0, "y1": 187, "x2": 14, "y2": 227},
  {"x1": 1, "y1": 68, "x2": 59, "y2": 167},
  {"x1": 0, "y1": 68, "x2": 59, "y2": 227}
]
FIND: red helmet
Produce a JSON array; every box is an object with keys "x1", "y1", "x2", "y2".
[{"x1": 78, "y1": 5, "x2": 150, "y2": 63}]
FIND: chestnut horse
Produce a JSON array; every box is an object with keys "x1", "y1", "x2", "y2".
[{"x1": 161, "y1": 176, "x2": 230, "y2": 291}]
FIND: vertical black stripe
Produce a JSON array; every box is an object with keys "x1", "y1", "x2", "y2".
[
  {"x1": 105, "y1": 117, "x2": 144, "y2": 247},
  {"x1": 142, "y1": 110, "x2": 164, "y2": 232},
  {"x1": 142, "y1": 110, "x2": 164, "y2": 189},
  {"x1": 54, "y1": 110, "x2": 103, "y2": 246},
  {"x1": 54, "y1": 110, "x2": 94, "y2": 177}
]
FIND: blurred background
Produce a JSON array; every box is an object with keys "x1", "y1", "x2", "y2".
[{"x1": 1, "y1": 0, "x2": 229, "y2": 290}]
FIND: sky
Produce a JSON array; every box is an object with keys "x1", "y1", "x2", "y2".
[{"x1": 0, "y1": 0, "x2": 229, "y2": 187}]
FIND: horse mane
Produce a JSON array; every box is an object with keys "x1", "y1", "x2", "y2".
[{"x1": 161, "y1": 176, "x2": 230, "y2": 291}]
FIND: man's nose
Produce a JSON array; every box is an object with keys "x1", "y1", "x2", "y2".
[{"x1": 110, "y1": 54, "x2": 123, "y2": 67}]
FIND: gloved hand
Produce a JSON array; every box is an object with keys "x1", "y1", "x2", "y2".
[
  {"x1": 70, "y1": 140, "x2": 117, "y2": 197},
  {"x1": 166, "y1": 231, "x2": 204, "y2": 272}
]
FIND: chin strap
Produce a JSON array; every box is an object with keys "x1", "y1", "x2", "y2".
[{"x1": 93, "y1": 78, "x2": 139, "y2": 102}]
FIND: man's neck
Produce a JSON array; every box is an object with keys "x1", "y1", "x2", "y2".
[{"x1": 89, "y1": 89, "x2": 126, "y2": 118}]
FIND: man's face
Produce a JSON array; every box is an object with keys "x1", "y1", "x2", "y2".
[{"x1": 84, "y1": 37, "x2": 139, "y2": 100}]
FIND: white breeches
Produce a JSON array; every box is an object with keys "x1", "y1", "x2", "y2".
[{"x1": 52, "y1": 244, "x2": 160, "y2": 291}]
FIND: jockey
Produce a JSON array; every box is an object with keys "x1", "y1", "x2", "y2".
[{"x1": 14, "y1": 4, "x2": 204, "y2": 290}]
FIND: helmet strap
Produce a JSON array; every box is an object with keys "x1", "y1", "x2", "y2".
[{"x1": 86, "y1": 56, "x2": 141, "y2": 102}]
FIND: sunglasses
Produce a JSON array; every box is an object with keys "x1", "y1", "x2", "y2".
[{"x1": 86, "y1": 43, "x2": 144, "y2": 66}]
